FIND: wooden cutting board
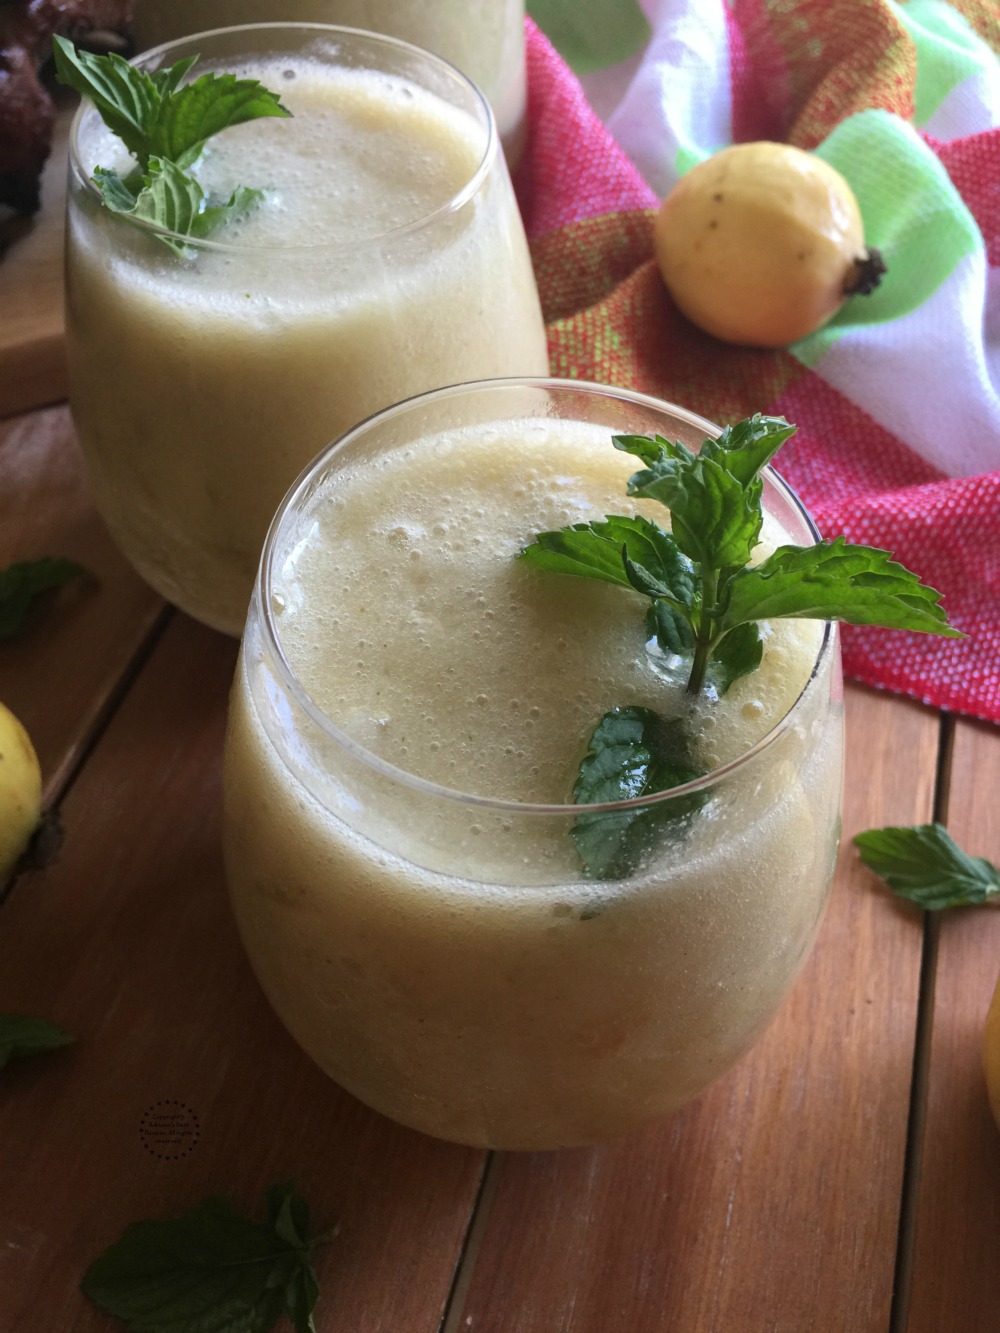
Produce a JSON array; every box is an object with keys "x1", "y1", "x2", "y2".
[{"x1": 0, "y1": 107, "x2": 72, "y2": 419}]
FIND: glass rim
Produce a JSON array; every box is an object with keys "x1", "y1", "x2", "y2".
[
  {"x1": 255, "y1": 376, "x2": 834, "y2": 816},
  {"x1": 67, "y1": 21, "x2": 498, "y2": 256}
]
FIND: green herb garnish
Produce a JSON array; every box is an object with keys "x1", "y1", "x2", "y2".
[
  {"x1": 81, "y1": 1182, "x2": 327, "y2": 1333},
  {"x1": 53, "y1": 36, "x2": 291, "y2": 251},
  {"x1": 570, "y1": 707, "x2": 706, "y2": 879},
  {"x1": 522, "y1": 415, "x2": 960, "y2": 699},
  {"x1": 521, "y1": 414, "x2": 961, "y2": 879},
  {"x1": 854, "y1": 823, "x2": 1000, "y2": 910},
  {"x1": 0, "y1": 558, "x2": 84, "y2": 640},
  {"x1": 0, "y1": 1014, "x2": 75, "y2": 1072}
]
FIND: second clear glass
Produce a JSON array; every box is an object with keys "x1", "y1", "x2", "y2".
[
  {"x1": 65, "y1": 23, "x2": 548, "y2": 633},
  {"x1": 129, "y1": 1, "x2": 529, "y2": 159}
]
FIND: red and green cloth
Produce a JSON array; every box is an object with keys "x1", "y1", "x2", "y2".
[{"x1": 516, "y1": 0, "x2": 1000, "y2": 723}]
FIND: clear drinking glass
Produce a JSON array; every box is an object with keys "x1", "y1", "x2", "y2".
[
  {"x1": 65, "y1": 24, "x2": 547, "y2": 635},
  {"x1": 222, "y1": 378, "x2": 845, "y2": 1150},
  {"x1": 130, "y1": 1, "x2": 528, "y2": 159}
]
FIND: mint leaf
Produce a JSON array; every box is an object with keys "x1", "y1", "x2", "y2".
[
  {"x1": 265, "y1": 1184, "x2": 320, "y2": 1333},
  {"x1": 54, "y1": 38, "x2": 289, "y2": 171},
  {"x1": 520, "y1": 520, "x2": 642, "y2": 589},
  {"x1": 284, "y1": 1262, "x2": 321, "y2": 1333},
  {"x1": 191, "y1": 184, "x2": 263, "y2": 237},
  {"x1": 150, "y1": 72, "x2": 289, "y2": 165},
  {"x1": 570, "y1": 707, "x2": 705, "y2": 879},
  {"x1": 521, "y1": 514, "x2": 695, "y2": 611},
  {"x1": 699, "y1": 413, "x2": 797, "y2": 487},
  {"x1": 97, "y1": 158, "x2": 263, "y2": 253},
  {"x1": 708, "y1": 622, "x2": 764, "y2": 695},
  {"x1": 151, "y1": 57, "x2": 202, "y2": 100},
  {"x1": 854, "y1": 823, "x2": 1000, "y2": 910},
  {"x1": 96, "y1": 157, "x2": 202, "y2": 239},
  {"x1": 647, "y1": 599, "x2": 694, "y2": 657},
  {"x1": 267, "y1": 1182, "x2": 311, "y2": 1250},
  {"x1": 0, "y1": 558, "x2": 84, "y2": 640},
  {"x1": 0, "y1": 1015, "x2": 75, "y2": 1072},
  {"x1": 81, "y1": 1183, "x2": 326, "y2": 1333},
  {"x1": 93, "y1": 166, "x2": 142, "y2": 212},
  {"x1": 721, "y1": 538, "x2": 962, "y2": 637},
  {"x1": 612, "y1": 432, "x2": 688, "y2": 508},
  {"x1": 628, "y1": 452, "x2": 762, "y2": 572},
  {"x1": 613, "y1": 431, "x2": 689, "y2": 472},
  {"x1": 618, "y1": 519, "x2": 695, "y2": 607},
  {"x1": 53, "y1": 38, "x2": 167, "y2": 163}
]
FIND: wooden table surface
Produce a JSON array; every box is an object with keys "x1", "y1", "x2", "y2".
[{"x1": 1, "y1": 400, "x2": 999, "y2": 1333}]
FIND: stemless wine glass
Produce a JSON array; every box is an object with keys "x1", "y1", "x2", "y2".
[
  {"x1": 129, "y1": 1, "x2": 528, "y2": 160},
  {"x1": 65, "y1": 24, "x2": 547, "y2": 635},
  {"x1": 222, "y1": 378, "x2": 845, "y2": 1151}
]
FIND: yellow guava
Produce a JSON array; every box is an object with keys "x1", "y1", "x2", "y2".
[
  {"x1": 984, "y1": 974, "x2": 1000, "y2": 1134},
  {"x1": 654, "y1": 141, "x2": 886, "y2": 348},
  {"x1": 0, "y1": 699, "x2": 42, "y2": 880}
]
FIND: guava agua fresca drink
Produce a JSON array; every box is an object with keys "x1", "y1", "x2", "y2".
[
  {"x1": 130, "y1": 1, "x2": 528, "y2": 156},
  {"x1": 223, "y1": 387, "x2": 844, "y2": 1149},
  {"x1": 66, "y1": 27, "x2": 547, "y2": 633}
]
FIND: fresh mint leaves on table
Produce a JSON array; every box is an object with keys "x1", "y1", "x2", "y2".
[
  {"x1": 0, "y1": 557, "x2": 84, "y2": 640},
  {"x1": 520, "y1": 414, "x2": 961, "y2": 880},
  {"x1": 0, "y1": 1014, "x2": 75, "y2": 1072},
  {"x1": 52, "y1": 36, "x2": 290, "y2": 252},
  {"x1": 81, "y1": 1182, "x2": 327, "y2": 1333},
  {"x1": 854, "y1": 823, "x2": 1000, "y2": 910}
]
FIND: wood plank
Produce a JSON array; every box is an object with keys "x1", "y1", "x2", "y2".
[
  {"x1": 0, "y1": 107, "x2": 71, "y2": 418},
  {"x1": 446, "y1": 685, "x2": 939, "y2": 1333},
  {"x1": 905, "y1": 715, "x2": 1000, "y2": 1333},
  {"x1": 0, "y1": 404, "x2": 164, "y2": 800},
  {"x1": 0, "y1": 614, "x2": 485, "y2": 1331}
]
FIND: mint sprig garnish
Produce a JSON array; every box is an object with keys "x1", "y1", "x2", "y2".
[
  {"x1": 570, "y1": 707, "x2": 705, "y2": 879},
  {"x1": 0, "y1": 1014, "x2": 75, "y2": 1072},
  {"x1": 521, "y1": 414, "x2": 961, "y2": 698},
  {"x1": 81, "y1": 1182, "x2": 327, "y2": 1333},
  {"x1": 854, "y1": 823, "x2": 1000, "y2": 910},
  {"x1": 53, "y1": 36, "x2": 291, "y2": 250},
  {"x1": 53, "y1": 38, "x2": 289, "y2": 170},
  {"x1": 94, "y1": 158, "x2": 264, "y2": 251},
  {"x1": 521, "y1": 413, "x2": 961, "y2": 881},
  {"x1": 0, "y1": 558, "x2": 85, "y2": 640}
]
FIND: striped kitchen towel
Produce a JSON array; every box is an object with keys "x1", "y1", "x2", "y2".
[{"x1": 517, "y1": 0, "x2": 1000, "y2": 722}]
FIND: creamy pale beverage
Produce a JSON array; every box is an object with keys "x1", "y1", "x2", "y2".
[
  {"x1": 65, "y1": 25, "x2": 547, "y2": 633},
  {"x1": 130, "y1": 1, "x2": 528, "y2": 155},
  {"x1": 222, "y1": 381, "x2": 844, "y2": 1150}
]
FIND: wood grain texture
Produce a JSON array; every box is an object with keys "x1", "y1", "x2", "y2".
[
  {"x1": 905, "y1": 715, "x2": 1000, "y2": 1333},
  {"x1": 0, "y1": 109, "x2": 70, "y2": 419},
  {"x1": 446, "y1": 685, "x2": 940, "y2": 1333},
  {"x1": 0, "y1": 615, "x2": 485, "y2": 1332},
  {"x1": 0, "y1": 404, "x2": 163, "y2": 798}
]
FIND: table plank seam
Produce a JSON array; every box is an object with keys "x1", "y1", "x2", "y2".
[
  {"x1": 0, "y1": 603, "x2": 175, "y2": 911},
  {"x1": 440, "y1": 1152, "x2": 500, "y2": 1333},
  {"x1": 887, "y1": 711, "x2": 954, "y2": 1333}
]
